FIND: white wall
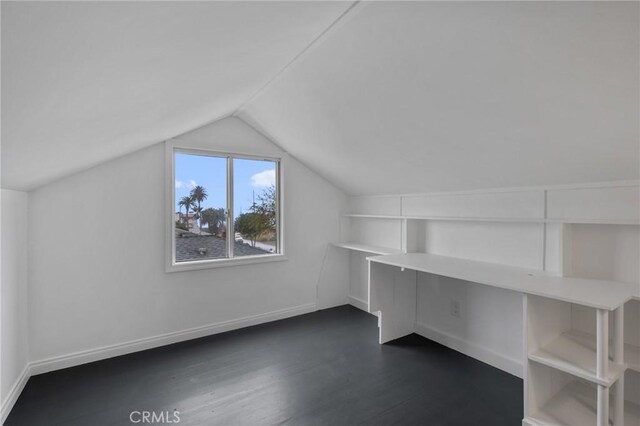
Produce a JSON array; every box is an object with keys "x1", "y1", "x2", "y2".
[
  {"x1": 27, "y1": 117, "x2": 348, "y2": 371},
  {"x1": 1, "y1": 189, "x2": 29, "y2": 419}
]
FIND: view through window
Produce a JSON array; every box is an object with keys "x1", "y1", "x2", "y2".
[{"x1": 173, "y1": 151, "x2": 279, "y2": 263}]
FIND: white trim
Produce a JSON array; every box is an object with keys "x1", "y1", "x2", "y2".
[
  {"x1": 348, "y1": 296, "x2": 370, "y2": 313},
  {"x1": 1, "y1": 364, "x2": 30, "y2": 424},
  {"x1": 29, "y1": 303, "x2": 316, "y2": 376},
  {"x1": 227, "y1": 156, "x2": 234, "y2": 258},
  {"x1": 415, "y1": 322, "x2": 523, "y2": 379},
  {"x1": 167, "y1": 254, "x2": 287, "y2": 273}
]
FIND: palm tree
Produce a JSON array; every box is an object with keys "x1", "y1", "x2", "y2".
[
  {"x1": 178, "y1": 195, "x2": 193, "y2": 229},
  {"x1": 190, "y1": 186, "x2": 208, "y2": 234}
]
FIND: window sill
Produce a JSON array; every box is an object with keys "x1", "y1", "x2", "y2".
[{"x1": 166, "y1": 254, "x2": 287, "y2": 273}]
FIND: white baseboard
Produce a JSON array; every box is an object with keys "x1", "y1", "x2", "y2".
[
  {"x1": 348, "y1": 296, "x2": 370, "y2": 313},
  {"x1": 30, "y1": 302, "x2": 317, "y2": 376},
  {"x1": 415, "y1": 322, "x2": 523, "y2": 378},
  {"x1": 1, "y1": 364, "x2": 30, "y2": 424}
]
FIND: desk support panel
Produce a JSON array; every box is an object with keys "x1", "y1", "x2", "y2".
[{"x1": 368, "y1": 261, "x2": 417, "y2": 344}]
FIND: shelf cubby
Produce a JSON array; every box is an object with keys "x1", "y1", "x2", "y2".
[
  {"x1": 529, "y1": 330, "x2": 626, "y2": 387},
  {"x1": 627, "y1": 343, "x2": 640, "y2": 374},
  {"x1": 525, "y1": 378, "x2": 599, "y2": 426}
]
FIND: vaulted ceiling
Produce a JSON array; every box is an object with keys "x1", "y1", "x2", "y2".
[
  {"x1": 1, "y1": 1, "x2": 352, "y2": 190},
  {"x1": 2, "y1": 1, "x2": 639, "y2": 194}
]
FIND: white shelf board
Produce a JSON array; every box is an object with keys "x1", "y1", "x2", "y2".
[
  {"x1": 367, "y1": 253, "x2": 636, "y2": 310},
  {"x1": 525, "y1": 381, "x2": 597, "y2": 426},
  {"x1": 344, "y1": 213, "x2": 639, "y2": 225},
  {"x1": 529, "y1": 331, "x2": 626, "y2": 387},
  {"x1": 553, "y1": 329, "x2": 640, "y2": 375},
  {"x1": 332, "y1": 242, "x2": 403, "y2": 256},
  {"x1": 344, "y1": 214, "x2": 405, "y2": 220}
]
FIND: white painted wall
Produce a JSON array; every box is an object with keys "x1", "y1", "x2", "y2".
[
  {"x1": 27, "y1": 117, "x2": 348, "y2": 370},
  {"x1": 1, "y1": 189, "x2": 29, "y2": 417}
]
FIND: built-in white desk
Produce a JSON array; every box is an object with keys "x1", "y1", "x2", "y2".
[
  {"x1": 368, "y1": 253, "x2": 635, "y2": 311},
  {"x1": 365, "y1": 252, "x2": 638, "y2": 426}
]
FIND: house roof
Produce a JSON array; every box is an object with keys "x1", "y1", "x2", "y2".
[
  {"x1": 2, "y1": 2, "x2": 638, "y2": 194},
  {"x1": 175, "y1": 234, "x2": 269, "y2": 262}
]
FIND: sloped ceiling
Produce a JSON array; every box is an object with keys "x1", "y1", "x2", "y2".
[
  {"x1": 3, "y1": 2, "x2": 639, "y2": 195},
  {"x1": 1, "y1": 1, "x2": 352, "y2": 190},
  {"x1": 240, "y1": 1, "x2": 640, "y2": 195}
]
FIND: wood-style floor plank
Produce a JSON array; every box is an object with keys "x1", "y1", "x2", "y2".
[{"x1": 6, "y1": 306, "x2": 522, "y2": 425}]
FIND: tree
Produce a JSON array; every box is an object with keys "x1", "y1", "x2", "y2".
[
  {"x1": 190, "y1": 186, "x2": 208, "y2": 234},
  {"x1": 234, "y1": 212, "x2": 270, "y2": 247},
  {"x1": 253, "y1": 185, "x2": 276, "y2": 229},
  {"x1": 201, "y1": 208, "x2": 226, "y2": 235},
  {"x1": 178, "y1": 195, "x2": 194, "y2": 228},
  {"x1": 234, "y1": 186, "x2": 277, "y2": 246}
]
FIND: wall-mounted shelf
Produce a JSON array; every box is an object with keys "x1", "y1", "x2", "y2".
[
  {"x1": 344, "y1": 213, "x2": 640, "y2": 226},
  {"x1": 343, "y1": 214, "x2": 405, "y2": 220},
  {"x1": 331, "y1": 242, "x2": 402, "y2": 256},
  {"x1": 529, "y1": 331, "x2": 626, "y2": 387}
]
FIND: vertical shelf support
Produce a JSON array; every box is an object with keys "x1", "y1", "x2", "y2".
[
  {"x1": 597, "y1": 386, "x2": 610, "y2": 426},
  {"x1": 596, "y1": 309, "x2": 609, "y2": 380},
  {"x1": 612, "y1": 305, "x2": 624, "y2": 426},
  {"x1": 596, "y1": 309, "x2": 609, "y2": 426}
]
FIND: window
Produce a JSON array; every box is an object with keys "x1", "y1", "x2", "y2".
[{"x1": 167, "y1": 145, "x2": 283, "y2": 271}]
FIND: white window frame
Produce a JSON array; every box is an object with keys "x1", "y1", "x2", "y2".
[{"x1": 165, "y1": 141, "x2": 286, "y2": 272}]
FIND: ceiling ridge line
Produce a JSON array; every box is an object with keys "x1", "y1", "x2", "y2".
[{"x1": 232, "y1": 0, "x2": 363, "y2": 117}]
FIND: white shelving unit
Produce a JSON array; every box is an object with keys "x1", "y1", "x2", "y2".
[
  {"x1": 336, "y1": 183, "x2": 640, "y2": 425},
  {"x1": 524, "y1": 295, "x2": 629, "y2": 426},
  {"x1": 365, "y1": 253, "x2": 634, "y2": 425}
]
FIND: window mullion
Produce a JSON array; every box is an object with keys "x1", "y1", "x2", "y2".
[{"x1": 227, "y1": 156, "x2": 234, "y2": 259}]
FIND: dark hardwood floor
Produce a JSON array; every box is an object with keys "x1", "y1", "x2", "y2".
[{"x1": 6, "y1": 306, "x2": 522, "y2": 425}]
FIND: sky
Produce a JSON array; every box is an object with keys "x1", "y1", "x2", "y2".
[{"x1": 175, "y1": 153, "x2": 276, "y2": 219}]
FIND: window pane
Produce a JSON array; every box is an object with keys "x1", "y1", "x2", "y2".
[
  {"x1": 233, "y1": 158, "x2": 278, "y2": 257},
  {"x1": 174, "y1": 153, "x2": 227, "y2": 262}
]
